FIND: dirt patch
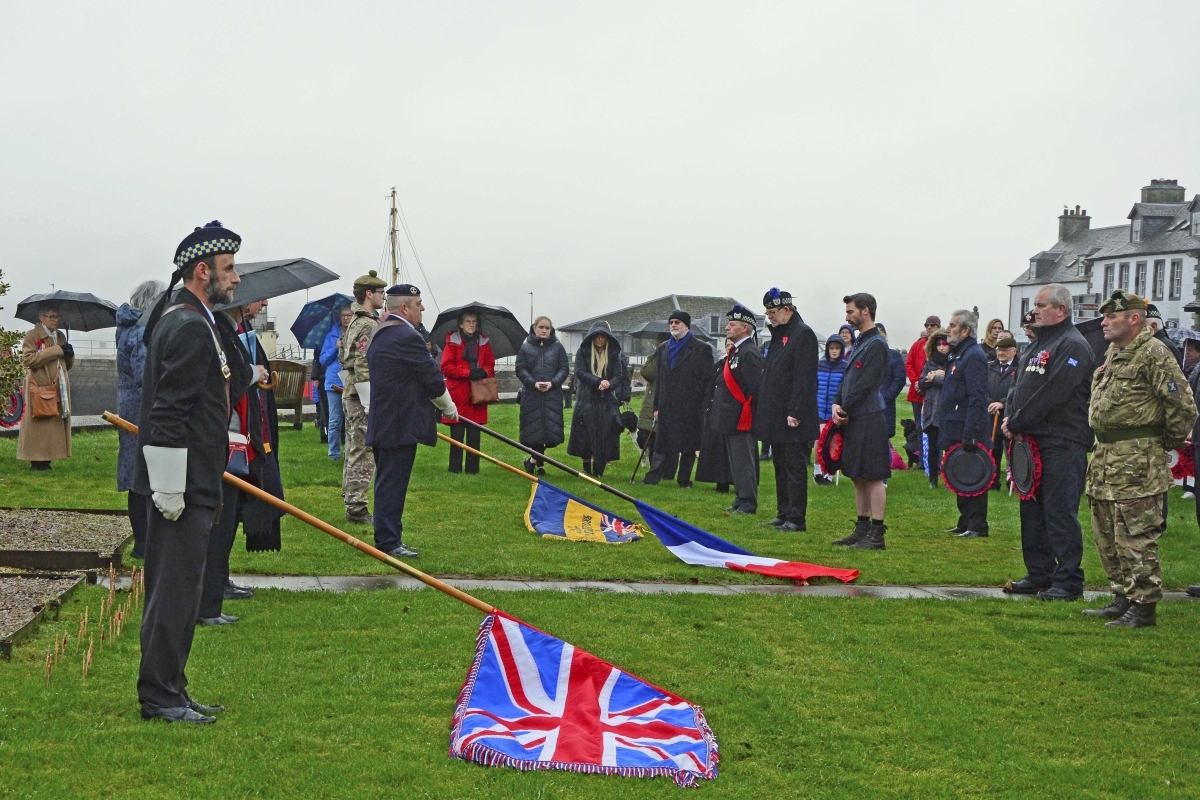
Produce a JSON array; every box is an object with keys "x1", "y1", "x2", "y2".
[{"x1": 0, "y1": 509, "x2": 130, "y2": 553}]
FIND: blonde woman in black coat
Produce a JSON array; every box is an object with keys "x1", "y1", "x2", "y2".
[
  {"x1": 567, "y1": 321, "x2": 629, "y2": 477},
  {"x1": 515, "y1": 316, "x2": 570, "y2": 474}
]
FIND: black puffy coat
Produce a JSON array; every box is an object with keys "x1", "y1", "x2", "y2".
[
  {"x1": 753, "y1": 312, "x2": 819, "y2": 444},
  {"x1": 652, "y1": 334, "x2": 714, "y2": 454},
  {"x1": 567, "y1": 321, "x2": 630, "y2": 465},
  {"x1": 515, "y1": 328, "x2": 570, "y2": 448}
]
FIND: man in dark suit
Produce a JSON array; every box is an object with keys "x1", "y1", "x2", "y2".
[
  {"x1": 715, "y1": 304, "x2": 764, "y2": 514},
  {"x1": 134, "y1": 221, "x2": 258, "y2": 724},
  {"x1": 938, "y1": 309, "x2": 993, "y2": 538},
  {"x1": 366, "y1": 284, "x2": 457, "y2": 558},
  {"x1": 642, "y1": 310, "x2": 713, "y2": 488},
  {"x1": 753, "y1": 288, "x2": 819, "y2": 531}
]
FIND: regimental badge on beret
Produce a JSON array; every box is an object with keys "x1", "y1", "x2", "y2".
[
  {"x1": 174, "y1": 220, "x2": 241, "y2": 268},
  {"x1": 762, "y1": 287, "x2": 793, "y2": 309},
  {"x1": 386, "y1": 283, "x2": 421, "y2": 296},
  {"x1": 726, "y1": 303, "x2": 756, "y2": 327},
  {"x1": 353, "y1": 270, "x2": 387, "y2": 292},
  {"x1": 1099, "y1": 290, "x2": 1147, "y2": 314}
]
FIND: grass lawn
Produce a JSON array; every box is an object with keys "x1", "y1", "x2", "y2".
[
  {"x1": 3, "y1": 404, "x2": 1200, "y2": 588},
  {"x1": 3, "y1": 586, "x2": 1199, "y2": 799}
]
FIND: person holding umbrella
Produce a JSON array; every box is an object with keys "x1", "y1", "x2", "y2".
[
  {"x1": 17, "y1": 304, "x2": 74, "y2": 470},
  {"x1": 440, "y1": 310, "x2": 497, "y2": 474}
]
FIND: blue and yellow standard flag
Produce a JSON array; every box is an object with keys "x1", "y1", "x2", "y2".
[{"x1": 524, "y1": 480, "x2": 644, "y2": 544}]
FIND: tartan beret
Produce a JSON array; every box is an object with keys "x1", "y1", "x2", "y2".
[{"x1": 174, "y1": 220, "x2": 241, "y2": 268}]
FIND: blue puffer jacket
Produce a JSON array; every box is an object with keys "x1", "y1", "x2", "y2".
[
  {"x1": 320, "y1": 323, "x2": 344, "y2": 391},
  {"x1": 816, "y1": 335, "x2": 849, "y2": 421}
]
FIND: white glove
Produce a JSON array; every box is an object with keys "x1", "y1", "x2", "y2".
[
  {"x1": 152, "y1": 491, "x2": 186, "y2": 521},
  {"x1": 432, "y1": 389, "x2": 459, "y2": 421}
]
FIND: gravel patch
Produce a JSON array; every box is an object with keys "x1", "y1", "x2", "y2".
[
  {"x1": 0, "y1": 575, "x2": 80, "y2": 640},
  {"x1": 0, "y1": 510, "x2": 131, "y2": 553}
]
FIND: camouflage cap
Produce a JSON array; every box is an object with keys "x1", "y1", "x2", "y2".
[
  {"x1": 353, "y1": 270, "x2": 387, "y2": 292},
  {"x1": 1099, "y1": 290, "x2": 1148, "y2": 314}
]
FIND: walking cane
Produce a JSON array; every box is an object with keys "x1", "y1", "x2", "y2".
[
  {"x1": 102, "y1": 412, "x2": 494, "y2": 615},
  {"x1": 629, "y1": 418, "x2": 656, "y2": 485}
]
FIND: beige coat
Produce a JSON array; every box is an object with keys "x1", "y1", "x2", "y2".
[{"x1": 16, "y1": 326, "x2": 73, "y2": 462}]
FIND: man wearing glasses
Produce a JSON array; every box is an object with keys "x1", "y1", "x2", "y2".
[{"x1": 905, "y1": 315, "x2": 941, "y2": 429}]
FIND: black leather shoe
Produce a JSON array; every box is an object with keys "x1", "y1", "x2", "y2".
[
  {"x1": 1106, "y1": 601, "x2": 1156, "y2": 628},
  {"x1": 833, "y1": 519, "x2": 871, "y2": 546},
  {"x1": 762, "y1": 516, "x2": 787, "y2": 527},
  {"x1": 188, "y1": 699, "x2": 225, "y2": 715},
  {"x1": 678, "y1": 481, "x2": 694, "y2": 489},
  {"x1": 1082, "y1": 595, "x2": 1131, "y2": 619},
  {"x1": 1003, "y1": 578, "x2": 1049, "y2": 595},
  {"x1": 388, "y1": 543, "x2": 419, "y2": 559},
  {"x1": 944, "y1": 526, "x2": 965, "y2": 534},
  {"x1": 776, "y1": 520, "x2": 806, "y2": 532},
  {"x1": 957, "y1": 530, "x2": 988, "y2": 538},
  {"x1": 224, "y1": 582, "x2": 254, "y2": 601},
  {"x1": 639, "y1": 477, "x2": 660, "y2": 486},
  {"x1": 141, "y1": 704, "x2": 215, "y2": 724},
  {"x1": 725, "y1": 504, "x2": 741, "y2": 513},
  {"x1": 1037, "y1": 587, "x2": 1083, "y2": 602},
  {"x1": 198, "y1": 613, "x2": 238, "y2": 626},
  {"x1": 346, "y1": 509, "x2": 373, "y2": 525},
  {"x1": 732, "y1": 507, "x2": 757, "y2": 515},
  {"x1": 1187, "y1": 585, "x2": 1200, "y2": 598}
]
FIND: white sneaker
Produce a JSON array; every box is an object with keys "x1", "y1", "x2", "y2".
[{"x1": 1183, "y1": 491, "x2": 1195, "y2": 500}]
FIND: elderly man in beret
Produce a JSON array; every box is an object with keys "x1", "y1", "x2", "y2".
[
  {"x1": 713, "y1": 304, "x2": 765, "y2": 514},
  {"x1": 339, "y1": 270, "x2": 387, "y2": 524}
]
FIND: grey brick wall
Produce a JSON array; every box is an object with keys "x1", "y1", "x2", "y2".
[{"x1": 68, "y1": 358, "x2": 119, "y2": 416}]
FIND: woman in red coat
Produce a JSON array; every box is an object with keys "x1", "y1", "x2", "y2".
[{"x1": 441, "y1": 311, "x2": 496, "y2": 473}]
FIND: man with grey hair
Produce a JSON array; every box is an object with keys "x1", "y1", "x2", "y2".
[
  {"x1": 1001, "y1": 283, "x2": 1096, "y2": 600},
  {"x1": 937, "y1": 309, "x2": 992, "y2": 537}
]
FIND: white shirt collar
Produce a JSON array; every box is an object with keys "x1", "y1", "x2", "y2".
[{"x1": 733, "y1": 335, "x2": 752, "y2": 348}]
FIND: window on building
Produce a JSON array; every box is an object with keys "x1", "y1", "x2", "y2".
[
  {"x1": 708, "y1": 314, "x2": 722, "y2": 336},
  {"x1": 1020, "y1": 297, "x2": 1030, "y2": 318},
  {"x1": 1132, "y1": 219, "x2": 1142, "y2": 242},
  {"x1": 1119, "y1": 262, "x2": 1130, "y2": 290},
  {"x1": 1134, "y1": 262, "x2": 1147, "y2": 296},
  {"x1": 1170, "y1": 259, "x2": 1183, "y2": 299},
  {"x1": 1153, "y1": 260, "x2": 1165, "y2": 300},
  {"x1": 1103, "y1": 264, "x2": 1115, "y2": 296},
  {"x1": 1194, "y1": 212, "x2": 1200, "y2": 237}
]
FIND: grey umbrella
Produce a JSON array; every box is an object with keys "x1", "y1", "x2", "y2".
[
  {"x1": 429, "y1": 302, "x2": 527, "y2": 358},
  {"x1": 15, "y1": 291, "x2": 119, "y2": 332}
]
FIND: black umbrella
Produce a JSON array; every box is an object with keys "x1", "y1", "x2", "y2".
[
  {"x1": 1075, "y1": 317, "x2": 1108, "y2": 361},
  {"x1": 429, "y1": 302, "x2": 527, "y2": 358},
  {"x1": 15, "y1": 291, "x2": 119, "y2": 332}
]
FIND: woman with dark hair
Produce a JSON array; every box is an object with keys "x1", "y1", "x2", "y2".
[
  {"x1": 567, "y1": 321, "x2": 629, "y2": 477},
  {"x1": 918, "y1": 329, "x2": 951, "y2": 489},
  {"x1": 441, "y1": 310, "x2": 496, "y2": 474},
  {"x1": 116, "y1": 280, "x2": 164, "y2": 558},
  {"x1": 17, "y1": 304, "x2": 73, "y2": 471},
  {"x1": 515, "y1": 316, "x2": 569, "y2": 474}
]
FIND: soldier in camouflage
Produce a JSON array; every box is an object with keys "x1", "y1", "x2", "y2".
[
  {"x1": 339, "y1": 271, "x2": 387, "y2": 524},
  {"x1": 1084, "y1": 290, "x2": 1197, "y2": 628}
]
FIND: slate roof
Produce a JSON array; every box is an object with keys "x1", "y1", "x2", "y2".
[
  {"x1": 559, "y1": 294, "x2": 756, "y2": 332},
  {"x1": 1008, "y1": 226, "x2": 1130, "y2": 287}
]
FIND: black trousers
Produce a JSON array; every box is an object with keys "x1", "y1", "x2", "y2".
[
  {"x1": 128, "y1": 491, "x2": 149, "y2": 559},
  {"x1": 138, "y1": 500, "x2": 215, "y2": 709},
  {"x1": 926, "y1": 427, "x2": 941, "y2": 485},
  {"x1": 945, "y1": 437, "x2": 990, "y2": 532},
  {"x1": 991, "y1": 438, "x2": 1006, "y2": 489},
  {"x1": 316, "y1": 385, "x2": 329, "y2": 444},
  {"x1": 770, "y1": 440, "x2": 810, "y2": 525},
  {"x1": 645, "y1": 451, "x2": 695, "y2": 485},
  {"x1": 1018, "y1": 436, "x2": 1086, "y2": 593},
  {"x1": 448, "y1": 424, "x2": 480, "y2": 474},
  {"x1": 373, "y1": 445, "x2": 417, "y2": 553},
  {"x1": 725, "y1": 432, "x2": 759, "y2": 512},
  {"x1": 198, "y1": 481, "x2": 243, "y2": 619}
]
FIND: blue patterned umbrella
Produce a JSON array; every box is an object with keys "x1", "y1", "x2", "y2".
[{"x1": 291, "y1": 293, "x2": 354, "y2": 350}]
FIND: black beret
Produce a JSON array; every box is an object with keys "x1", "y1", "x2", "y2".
[
  {"x1": 668, "y1": 310, "x2": 691, "y2": 326},
  {"x1": 174, "y1": 220, "x2": 241, "y2": 268},
  {"x1": 726, "y1": 304, "x2": 756, "y2": 327},
  {"x1": 763, "y1": 287, "x2": 793, "y2": 309},
  {"x1": 386, "y1": 283, "x2": 421, "y2": 296}
]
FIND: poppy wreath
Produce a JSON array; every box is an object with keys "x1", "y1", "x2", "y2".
[
  {"x1": 1007, "y1": 435, "x2": 1043, "y2": 501},
  {"x1": 816, "y1": 419, "x2": 844, "y2": 474},
  {"x1": 939, "y1": 443, "x2": 997, "y2": 498},
  {"x1": 1170, "y1": 446, "x2": 1195, "y2": 482}
]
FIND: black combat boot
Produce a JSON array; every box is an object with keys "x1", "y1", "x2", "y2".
[
  {"x1": 832, "y1": 518, "x2": 870, "y2": 546},
  {"x1": 1082, "y1": 594, "x2": 1131, "y2": 619},
  {"x1": 850, "y1": 521, "x2": 886, "y2": 550},
  {"x1": 1106, "y1": 601, "x2": 1156, "y2": 628}
]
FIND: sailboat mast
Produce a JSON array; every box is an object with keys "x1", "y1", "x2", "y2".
[{"x1": 388, "y1": 188, "x2": 400, "y2": 286}]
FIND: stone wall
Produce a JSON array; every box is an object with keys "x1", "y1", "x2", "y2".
[{"x1": 68, "y1": 359, "x2": 118, "y2": 416}]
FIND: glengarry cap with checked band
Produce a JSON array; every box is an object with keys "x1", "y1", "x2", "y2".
[
  {"x1": 174, "y1": 220, "x2": 241, "y2": 268},
  {"x1": 762, "y1": 287, "x2": 793, "y2": 309},
  {"x1": 726, "y1": 303, "x2": 757, "y2": 327}
]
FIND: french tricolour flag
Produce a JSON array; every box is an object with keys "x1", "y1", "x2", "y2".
[{"x1": 634, "y1": 501, "x2": 859, "y2": 583}]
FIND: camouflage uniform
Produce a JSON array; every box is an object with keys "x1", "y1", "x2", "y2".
[
  {"x1": 340, "y1": 302, "x2": 379, "y2": 517},
  {"x1": 1087, "y1": 323, "x2": 1196, "y2": 604}
]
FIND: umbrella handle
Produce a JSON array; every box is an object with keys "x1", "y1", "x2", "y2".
[{"x1": 257, "y1": 371, "x2": 279, "y2": 390}]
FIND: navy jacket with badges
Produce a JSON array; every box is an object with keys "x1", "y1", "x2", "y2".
[
  {"x1": 133, "y1": 287, "x2": 254, "y2": 509},
  {"x1": 1005, "y1": 316, "x2": 1095, "y2": 448},
  {"x1": 366, "y1": 319, "x2": 448, "y2": 448},
  {"x1": 713, "y1": 338, "x2": 764, "y2": 435},
  {"x1": 753, "y1": 313, "x2": 819, "y2": 443},
  {"x1": 937, "y1": 335, "x2": 991, "y2": 446},
  {"x1": 833, "y1": 326, "x2": 888, "y2": 418}
]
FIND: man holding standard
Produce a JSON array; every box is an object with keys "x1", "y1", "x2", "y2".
[
  {"x1": 366, "y1": 284, "x2": 459, "y2": 559},
  {"x1": 831, "y1": 293, "x2": 892, "y2": 549}
]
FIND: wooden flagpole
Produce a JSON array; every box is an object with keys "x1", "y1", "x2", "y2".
[
  {"x1": 438, "y1": 432, "x2": 535, "y2": 483},
  {"x1": 102, "y1": 412, "x2": 494, "y2": 615}
]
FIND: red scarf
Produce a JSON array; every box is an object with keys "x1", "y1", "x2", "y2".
[{"x1": 722, "y1": 356, "x2": 753, "y2": 431}]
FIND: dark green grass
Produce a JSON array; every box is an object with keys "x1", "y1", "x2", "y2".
[
  {"x1": 3, "y1": 405, "x2": 1200, "y2": 588},
  {"x1": 3, "y1": 587, "x2": 1200, "y2": 798}
]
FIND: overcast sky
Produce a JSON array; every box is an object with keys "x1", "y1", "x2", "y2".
[{"x1": 3, "y1": 1, "x2": 1198, "y2": 351}]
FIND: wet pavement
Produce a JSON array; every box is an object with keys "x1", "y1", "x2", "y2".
[{"x1": 96, "y1": 573, "x2": 1194, "y2": 602}]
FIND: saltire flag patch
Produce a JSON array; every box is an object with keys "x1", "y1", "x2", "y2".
[
  {"x1": 525, "y1": 480, "x2": 644, "y2": 544},
  {"x1": 635, "y1": 501, "x2": 860, "y2": 583},
  {"x1": 450, "y1": 611, "x2": 719, "y2": 787}
]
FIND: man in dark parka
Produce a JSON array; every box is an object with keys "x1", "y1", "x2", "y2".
[
  {"x1": 642, "y1": 311, "x2": 713, "y2": 488},
  {"x1": 753, "y1": 288, "x2": 819, "y2": 531}
]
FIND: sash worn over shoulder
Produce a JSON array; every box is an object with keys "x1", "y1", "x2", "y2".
[{"x1": 722, "y1": 359, "x2": 753, "y2": 431}]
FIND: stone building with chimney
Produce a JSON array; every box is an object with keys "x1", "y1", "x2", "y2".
[{"x1": 1008, "y1": 179, "x2": 1200, "y2": 335}]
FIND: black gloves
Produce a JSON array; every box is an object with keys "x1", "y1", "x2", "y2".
[
  {"x1": 60, "y1": 343, "x2": 75, "y2": 359},
  {"x1": 962, "y1": 438, "x2": 977, "y2": 453},
  {"x1": 468, "y1": 367, "x2": 488, "y2": 381}
]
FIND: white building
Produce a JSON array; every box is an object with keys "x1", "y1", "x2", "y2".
[{"x1": 1009, "y1": 179, "x2": 1200, "y2": 335}]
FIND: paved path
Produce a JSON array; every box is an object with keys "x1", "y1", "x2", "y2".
[{"x1": 98, "y1": 573, "x2": 1196, "y2": 602}]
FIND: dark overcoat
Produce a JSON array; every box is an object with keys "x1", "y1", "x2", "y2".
[
  {"x1": 937, "y1": 335, "x2": 992, "y2": 447},
  {"x1": 567, "y1": 322, "x2": 629, "y2": 464},
  {"x1": 515, "y1": 328, "x2": 570, "y2": 448},
  {"x1": 695, "y1": 358, "x2": 731, "y2": 484},
  {"x1": 753, "y1": 313, "x2": 819, "y2": 444},
  {"x1": 652, "y1": 334, "x2": 713, "y2": 453},
  {"x1": 366, "y1": 319, "x2": 448, "y2": 449}
]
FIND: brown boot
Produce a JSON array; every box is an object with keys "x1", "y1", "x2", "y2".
[
  {"x1": 1082, "y1": 595, "x2": 1131, "y2": 619},
  {"x1": 1106, "y1": 601, "x2": 1157, "y2": 628},
  {"x1": 851, "y1": 522, "x2": 886, "y2": 550},
  {"x1": 832, "y1": 519, "x2": 870, "y2": 546}
]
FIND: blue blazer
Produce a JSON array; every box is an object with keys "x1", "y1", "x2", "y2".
[
  {"x1": 366, "y1": 320, "x2": 448, "y2": 448},
  {"x1": 937, "y1": 335, "x2": 991, "y2": 446}
]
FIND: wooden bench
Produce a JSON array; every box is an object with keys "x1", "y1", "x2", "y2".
[{"x1": 269, "y1": 359, "x2": 309, "y2": 429}]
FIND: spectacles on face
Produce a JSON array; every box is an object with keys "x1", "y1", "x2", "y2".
[{"x1": 924, "y1": 323, "x2": 938, "y2": 329}]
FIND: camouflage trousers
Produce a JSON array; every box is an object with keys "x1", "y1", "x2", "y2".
[
  {"x1": 341, "y1": 392, "x2": 373, "y2": 514},
  {"x1": 1088, "y1": 493, "x2": 1164, "y2": 603}
]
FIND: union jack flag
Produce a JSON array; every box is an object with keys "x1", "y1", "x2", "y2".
[{"x1": 450, "y1": 611, "x2": 719, "y2": 787}]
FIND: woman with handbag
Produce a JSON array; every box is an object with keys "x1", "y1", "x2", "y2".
[
  {"x1": 17, "y1": 305, "x2": 74, "y2": 471},
  {"x1": 440, "y1": 311, "x2": 497, "y2": 474},
  {"x1": 515, "y1": 316, "x2": 570, "y2": 475}
]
